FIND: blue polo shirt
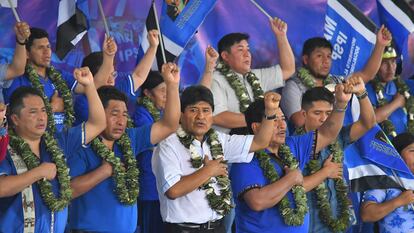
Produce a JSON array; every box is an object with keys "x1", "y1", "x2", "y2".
[
  {"x1": 0, "y1": 124, "x2": 85, "y2": 233},
  {"x1": 304, "y1": 126, "x2": 352, "y2": 233},
  {"x1": 366, "y1": 81, "x2": 407, "y2": 136},
  {"x1": 133, "y1": 105, "x2": 161, "y2": 201},
  {"x1": 73, "y1": 74, "x2": 137, "y2": 125},
  {"x1": 230, "y1": 131, "x2": 315, "y2": 233},
  {"x1": 3, "y1": 72, "x2": 77, "y2": 132},
  {"x1": 67, "y1": 125, "x2": 154, "y2": 233}
]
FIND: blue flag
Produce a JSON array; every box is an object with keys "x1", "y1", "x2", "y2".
[
  {"x1": 377, "y1": 0, "x2": 414, "y2": 55},
  {"x1": 347, "y1": 125, "x2": 414, "y2": 192},
  {"x1": 324, "y1": 0, "x2": 377, "y2": 76}
]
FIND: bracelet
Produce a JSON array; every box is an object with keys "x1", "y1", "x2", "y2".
[
  {"x1": 356, "y1": 90, "x2": 368, "y2": 100},
  {"x1": 16, "y1": 37, "x2": 26, "y2": 45},
  {"x1": 334, "y1": 104, "x2": 347, "y2": 112},
  {"x1": 264, "y1": 114, "x2": 277, "y2": 120}
]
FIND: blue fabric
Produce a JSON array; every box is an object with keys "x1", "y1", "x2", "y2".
[
  {"x1": 366, "y1": 81, "x2": 407, "y2": 136},
  {"x1": 67, "y1": 125, "x2": 154, "y2": 233},
  {"x1": 137, "y1": 200, "x2": 165, "y2": 233},
  {"x1": 230, "y1": 132, "x2": 314, "y2": 233},
  {"x1": 305, "y1": 126, "x2": 352, "y2": 233},
  {"x1": 363, "y1": 188, "x2": 414, "y2": 233},
  {"x1": 133, "y1": 105, "x2": 159, "y2": 201},
  {"x1": 0, "y1": 125, "x2": 84, "y2": 233},
  {"x1": 3, "y1": 72, "x2": 76, "y2": 132},
  {"x1": 73, "y1": 74, "x2": 138, "y2": 125}
]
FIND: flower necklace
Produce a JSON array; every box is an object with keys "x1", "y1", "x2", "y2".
[
  {"x1": 296, "y1": 127, "x2": 350, "y2": 232},
  {"x1": 255, "y1": 145, "x2": 308, "y2": 225},
  {"x1": 26, "y1": 64, "x2": 75, "y2": 133},
  {"x1": 176, "y1": 126, "x2": 232, "y2": 215},
  {"x1": 216, "y1": 61, "x2": 264, "y2": 112},
  {"x1": 371, "y1": 76, "x2": 414, "y2": 136},
  {"x1": 297, "y1": 67, "x2": 335, "y2": 89},
  {"x1": 8, "y1": 129, "x2": 72, "y2": 211},
  {"x1": 138, "y1": 96, "x2": 161, "y2": 121},
  {"x1": 91, "y1": 133, "x2": 139, "y2": 205}
]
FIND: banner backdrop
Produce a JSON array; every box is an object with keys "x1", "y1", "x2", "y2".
[{"x1": 1, "y1": 0, "x2": 413, "y2": 87}]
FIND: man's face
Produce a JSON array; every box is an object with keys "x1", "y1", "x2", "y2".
[
  {"x1": 146, "y1": 82, "x2": 167, "y2": 110},
  {"x1": 303, "y1": 100, "x2": 333, "y2": 131},
  {"x1": 12, "y1": 95, "x2": 47, "y2": 140},
  {"x1": 303, "y1": 47, "x2": 332, "y2": 79},
  {"x1": 254, "y1": 108, "x2": 287, "y2": 146},
  {"x1": 221, "y1": 40, "x2": 251, "y2": 75},
  {"x1": 27, "y1": 37, "x2": 52, "y2": 69},
  {"x1": 378, "y1": 58, "x2": 397, "y2": 83},
  {"x1": 180, "y1": 101, "x2": 213, "y2": 141},
  {"x1": 102, "y1": 100, "x2": 128, "y2": 141},
  {"x1": 401, "y1": 143, "x2": 414, "y2": 174}
]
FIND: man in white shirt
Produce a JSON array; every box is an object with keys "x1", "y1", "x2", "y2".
[{"x1": 152, "y1": 85, "x2": 280, "y2": 233}]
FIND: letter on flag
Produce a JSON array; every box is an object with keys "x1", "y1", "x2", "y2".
[
  {"x1": 376, "y1": 0, "x2": 414, "y2": 55},
  {"x1": 138, "y1": 0, "x2": 217, "y2": 70},
  {"x1": 347, "y1": 125, "x2": 414, "y2": 192},
  {"x1": 324, "y1": 0, "x2": 377, "y2": 76},
  {"x1": 56, "y1": 0, "x2": 89, "y2": 60}
]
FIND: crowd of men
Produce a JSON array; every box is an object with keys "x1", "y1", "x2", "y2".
[{"x1": 0, "y1": 15, "x2": 413, "y2": 233}]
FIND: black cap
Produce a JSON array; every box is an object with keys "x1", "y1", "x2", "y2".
[
  {"x1": 392, "y1": 132, "x2": 414, "y2": 154},
  {"x1": 141, "y1": 71, "x2": 164, "y2": 92}
]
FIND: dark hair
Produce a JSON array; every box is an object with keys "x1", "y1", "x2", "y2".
[
  {"x1": 82, "y1": 52, "x2": 104, "y2": 76},
  {"x1": 180, "y1": 85, "x2": 214, "y2": 112},
  {"x1": 26, "y1": 27, "x2": 49, "y2": 51},
  {"x1": 8, "y1": 86, "x2": 44, "y2": 125},
  {"x1": 302, "y1": 37, "x2": 332, "y2": 57},
  {"x1": 244, "y1": 99, "x2": 266, "y2": 134},
  {"x1": 218, "y1": 33, "x2": 249, "y2": 59},
  {"x1": 141, "y1": 71, "x2": 165, "y2": 97},
  {"x1": 301, "y1": 87, "x2": 335, "y2": 110},
  {"x1": 97, "y1": 86, "x2": 127, "y2": 109},
  {"x1": 392, "y1": 132, "x2": 414, "y2": 154}
]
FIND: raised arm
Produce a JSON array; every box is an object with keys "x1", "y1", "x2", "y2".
[
  {"x1": 6, "y1": 22, "x2": 30, "y2": 80},
  {"x1": 199, "y1": 45, "x2": 218, "y2": 88},
  {"x1": 74, "y1": 67, "x2": 106, "y2": 144},
  {"x1": 93, "y1": 35, "x2": 117, "y2": 89},
  {"x1": 315, "y1": 83, "x2": 352, "y2": 152},
  {"x1": 131, "y1": 30, "x2": 160, "y2": 91},
  {"x1": 270, "y1": 17, "x2": 295, "y2": 80},
  {"x1": 249, "y1": 92, "x2": 280, "y2": 152},
  {"x1": 359, "y1": 25, "x2": 392, "y2": 83},
  {"x1": 150, "y1": 63, "x2": 180, "y2": 144}
]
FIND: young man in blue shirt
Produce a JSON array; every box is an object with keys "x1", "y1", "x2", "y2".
[
  {"x1": 230, "y1": 81, "x2": 355, "y2": 233},
  {"x1": 0, "y1": 67, "x2": 106, "y2": 233},
  {"x1": 66, "y1": 63, "x2": 180, "y2": 233}
]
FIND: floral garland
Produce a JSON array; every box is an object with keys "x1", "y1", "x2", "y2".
[
  {"x1": 296, "y1": 127, "x2": 350, "y2": 232},
  {"x1": 91, "y1": 133, "x2": 139, "y2": 205},
  {"x1": 297, "y1": 67, "x2": 335, "y2": 89},
  {"x1": 8, "y1": 129, "x2": 72, "y2": 211},
  {"x1": 26, "y1": 64, "x2": 75, "y2": 133},
  {"x1": 255, "y1": 146, "x2": 308, "y2": 225},
  {"x1": 216, "y1": 61, "x2": 264, "y2": 112},
  {"x1": 371, "y1": 76, "x2": 414, "y2": 136},
  {"x1": 138, "y1": 96, "x2": 161, "y2": 121},
  {"x1": 176, "y1": 126, "x2": 232, "y2": 215}
]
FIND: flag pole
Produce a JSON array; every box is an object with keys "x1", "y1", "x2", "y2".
[
  {"x1": 151, "y1": 0, "x2": 167, "y2": 64},
  {"x1": 7, "y1": 0, "x2": 20, "y2": 22},
  {"x1": 249, "y1": 0, "x2": 272, "y2": 19},
  {"x1": 97, "y1": 0, "x2": 110, "y2": 37},
  {"x1": 391, "y1": 169, "x2": 414, "y2": 210}
]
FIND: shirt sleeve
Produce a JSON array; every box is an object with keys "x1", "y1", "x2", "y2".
[
  {"x1": 67, "y1": 151, "x2": 87, "y2": 178},
  {"x1": 133, "y1": 106, "x2": 154, "y2": 127},
  {"x1": 129, "y1": 124, "x2": 155, "y2": 156},
  {"x1": 286, "y1": 131, "x2": 315, "y2": 170},
  {"x1": 221, "y1": 133, "x2": 254, "y2": 163},
  {"x1": 230, "y1": 160, "x2": 267, "y2": 199},
  {"x1": 253, "y1": 64, "x2": 284, "y2": 91},
  {"x1": 211, "y1": 73, "x2": 229, "y2": 115},
  {"x1": 363, "y1": 189, "x2": 387, "y2": 203},
  {"x1": 61, "y1": 71, "x2": 78, "y2": 92},
  {"x1": 281, "y1": 79, "x2": 302, "y2": 119},
  {"x1": 0, "y1": 156, "x2": 12, "y2": 176},
  {"x1": 152, "y1": 141, "x2": 183, "y2": 194},
  {"x1": 56, "y1": 123, "x2": 87, "y2": 160},
  {"x1": 365, "y1": 83, "x2": 378, "y2": 107},
  {"x1": 115, "y1": 74, "x2": 137, "y2": 101}
]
